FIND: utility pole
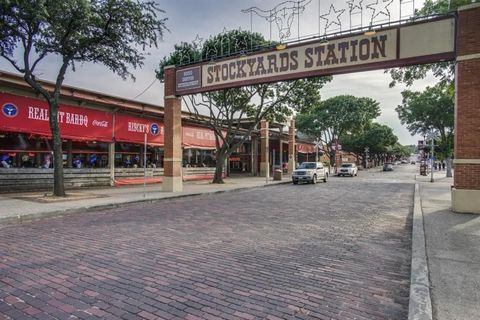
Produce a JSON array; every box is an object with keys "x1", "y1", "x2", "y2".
[
  {"x1": 430, "y1": 129, "x2": 435, "y2": 183},
  {"x1": 314, "y1": 139, "x2": 321, "y2": 163}
]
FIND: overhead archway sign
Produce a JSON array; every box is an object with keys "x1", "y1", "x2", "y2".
[{"x1": 176, "y1": 16, "x2": 455, "y2": 95}]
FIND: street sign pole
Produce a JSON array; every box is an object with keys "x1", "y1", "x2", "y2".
[
  {"x1": 430, "y1": 130, "x2": 435, "y2": 183},
  {"x1": 314, "y1": 139, "x2": 321, "y2": 163}
]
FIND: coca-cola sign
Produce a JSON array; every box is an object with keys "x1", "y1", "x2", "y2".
[{"x1": 92, "y1": 120, "x2": 109, "y2": 127}]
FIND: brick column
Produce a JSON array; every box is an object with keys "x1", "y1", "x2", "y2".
[
  {"x1": 287, "y1": 119, "x2": 296, "y2": 174},
  {"x1": 251, "y1": 134, "x2": 258, "y2": 176},
  {"x1": 163, "y1": 66, "x2": 183, "y2": 192},
  {"x1": 452, "y1": 3, "x2": 480, "y2": 214},
  {"x1": 259, "y1": 120, "x2": 269, "y2": 177}
]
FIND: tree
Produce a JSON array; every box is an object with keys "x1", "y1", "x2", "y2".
[
  {"x1": 396, "y1": 83, "x2": 454, "y2": 176},
  {"x1": 296, "y1": 95, "x2": 381, "y2": 170},
  {"x1": 157, "y1": 30, "x2": 331, "y2": 183},
  {"x1": 387, "y1": 0, "x2": 471, "y2": 88},
  {"x1": 0, "y1": 0, "x2": 167, "y2": 196},
  {"x1": 341, "y1": 123, "x2": 398, "y2": 167}
]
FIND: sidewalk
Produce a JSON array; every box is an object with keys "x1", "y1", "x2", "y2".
[
  {"x1": 416, "y1": 171, "x2": 480, "y2": 320},
  {"x1": 0, "y1": 175, "x2": 290, "y2": 223}
]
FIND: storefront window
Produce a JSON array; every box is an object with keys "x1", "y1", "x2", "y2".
[
  {"x1": 182, "y1": 148, "x2": 216, "y2": 167},
  {"x1": 114, "y1": 143, "x2": 163, "y2": 168}
]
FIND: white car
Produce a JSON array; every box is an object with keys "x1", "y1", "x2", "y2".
[
  {"x1": 292, "y1": 162, "x2": 328, "y2": 184},
  {"x1": 338, "y1": 163, "x2": 358, "y2": 177}
]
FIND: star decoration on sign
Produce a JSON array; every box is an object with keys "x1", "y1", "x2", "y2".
[
  {"x1": 367, "y1": 0, "x2": 394, "y2": 21},
  {"x1": 192, "y1": 34, "x2": 203, "y2": 50},
  {"x1": 320, "y1": 5, "x2": 345, "y2": 31},
  {"x1": 347, "y1": 0, "x2": 364, "y2": 13}
]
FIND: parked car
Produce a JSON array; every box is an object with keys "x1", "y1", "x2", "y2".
[
  {"x1": 383, "y1": 162, "x2": 394, "y2": 171},
  {"x1": 338, "y1": 163, "x2": 358, "y2": 177},
  {"x1": 401, "y1": 159, "x2": 408, "y2": 164},
  {"x1": 292, "y1": 162, "x2": 328, "y2": 184}
]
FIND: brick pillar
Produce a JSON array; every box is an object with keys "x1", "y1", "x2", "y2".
[
  {"x1": 259, "y1": 120, "x2": 269, "y2": 177},
  {"x1": 163, "y1": 66, "x2": 183, "y2": 192},
  {"x1": 251, "y1": 134, "x2": 258, "y2": 176},
  {"x1": 287, "y1": 119, "x2": 296, "y2": 174},
  {"x1": 452, "y1": 3, "x2": 480, "y2": 214}
]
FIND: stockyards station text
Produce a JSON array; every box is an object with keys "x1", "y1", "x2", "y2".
[{"x1": 204, "y1": 30, "x2": 396, "y2": 87}]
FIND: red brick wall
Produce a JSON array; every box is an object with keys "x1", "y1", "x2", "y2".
[
  {"x1": 455, "y1": 5, "x2": 480, "y2": 190},
  {"x1": 454, "y1": 164, "x2": 480, "y2": 189},
  {"x1": 260, "y1": 120, "x2": 269, "y2": 163}
]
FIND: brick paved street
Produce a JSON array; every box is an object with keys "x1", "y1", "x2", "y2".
[{"x1": 0, "y1": 178, "x2": 413, "y2": 320}]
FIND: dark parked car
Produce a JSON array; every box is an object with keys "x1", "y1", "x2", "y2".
[{"x1": 383, "y1": 162, "x2": 394, "y2": 171}]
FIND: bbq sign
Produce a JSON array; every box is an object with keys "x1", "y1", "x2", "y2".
[{"x1": 175, "y1": 17, "x2": 455, "y2": 95}]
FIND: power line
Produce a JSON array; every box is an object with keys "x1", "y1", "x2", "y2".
[{"x1": 133, "y1": 78, "x2": 158, "y2": 100}]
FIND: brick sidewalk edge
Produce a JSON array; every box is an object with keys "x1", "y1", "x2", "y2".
[
  {"x1": 408, "y1": 183, "x2": 433, "y2": 320},
  {"x1": 1, "y1": 180, "x2": 291, "y2": 225}
]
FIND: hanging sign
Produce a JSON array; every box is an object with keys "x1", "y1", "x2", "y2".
[
  {"x1": 297, "y1": 143, "x2": 316, "y2": 154},
  {"x1": 175, "y1": 17, "x2": 455, "y2": 95},
  {"x1": 114, "y1": 114, "x2": 164, "y2": 146}
]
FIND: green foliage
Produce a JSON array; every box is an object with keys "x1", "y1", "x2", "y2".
[
  {"x1": 296, "y1": 95, "x2": 380, "y2": 165},
  {"x1": 387, "y1": 0, "x2": 472, "y2": 88},
  {"x1": 1, "y1": 0, "x2": 167, "y2": 80},
  {"x1": 341, "y1": 123, "x2": 398, "y2": 156},
  {"x1": 296, "y1": 95, "x2": 381, "y2": 142},
  {"x1": 396, "y1": 83, "x2": 454, "y2": 157},
  {"x1": 156, "y1": 29, "x2": 272, "y2": 80}
]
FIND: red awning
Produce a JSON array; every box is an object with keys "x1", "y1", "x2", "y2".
[
  {"x1": 1, "y1": 93, "x2": 114, "y2": 142},
  {"x1": 114, "y1": 114, "x2": 164, "y2": 146},
  {"x1": 182, "y1": 126, "x2": 218, "y2": 149}
]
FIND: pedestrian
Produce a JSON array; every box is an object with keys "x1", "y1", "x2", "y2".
[
  {"x1": 442, "y1": 161, "x2": 446, "y2": 170},
  {"x1": 433, "y1": 162, "x2": 437, "y2": 171},
  {"x1": 1, "y1": 153, "x2": 10, "y2": 168},
  {"x1": 43, "y1": 153, "x2": 51, "y2": 169},
  {"x1": 89, "y1": 153, "x2": 97, "y2": 167},
  {"x1": 21, "y1": 154, "x2": 30, "y2": 167}
]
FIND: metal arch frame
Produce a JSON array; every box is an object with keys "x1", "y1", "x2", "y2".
[{"x1": 175, "y1": 12, "x2": 454, "y2": 68}]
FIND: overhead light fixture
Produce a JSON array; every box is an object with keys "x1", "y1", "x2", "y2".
[
  {"x1": 276, "y1": 43, "x2": 287, "y2": 50},
  {"x1": 364, "y1": 30, "x2": 376, "y2": 36}
]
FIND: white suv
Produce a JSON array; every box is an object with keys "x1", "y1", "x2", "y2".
[
  {"x1": 292, "y1": 162, "x2": 328, "y2": 184},
  {"x1": 338, "y1": 163, "x2": 358, "y2": 177}
]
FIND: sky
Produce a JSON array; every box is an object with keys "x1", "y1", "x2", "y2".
[{"x1": 0, "y1": 0, "x2": 440, "y2": 145}]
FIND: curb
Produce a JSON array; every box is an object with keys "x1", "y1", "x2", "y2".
[
  {"x1": 408, "y1": 183, "x2": 433, "y2": 320},
  {"x1": 0, "y1": 180, "x2": 291, "y2": 225}
]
